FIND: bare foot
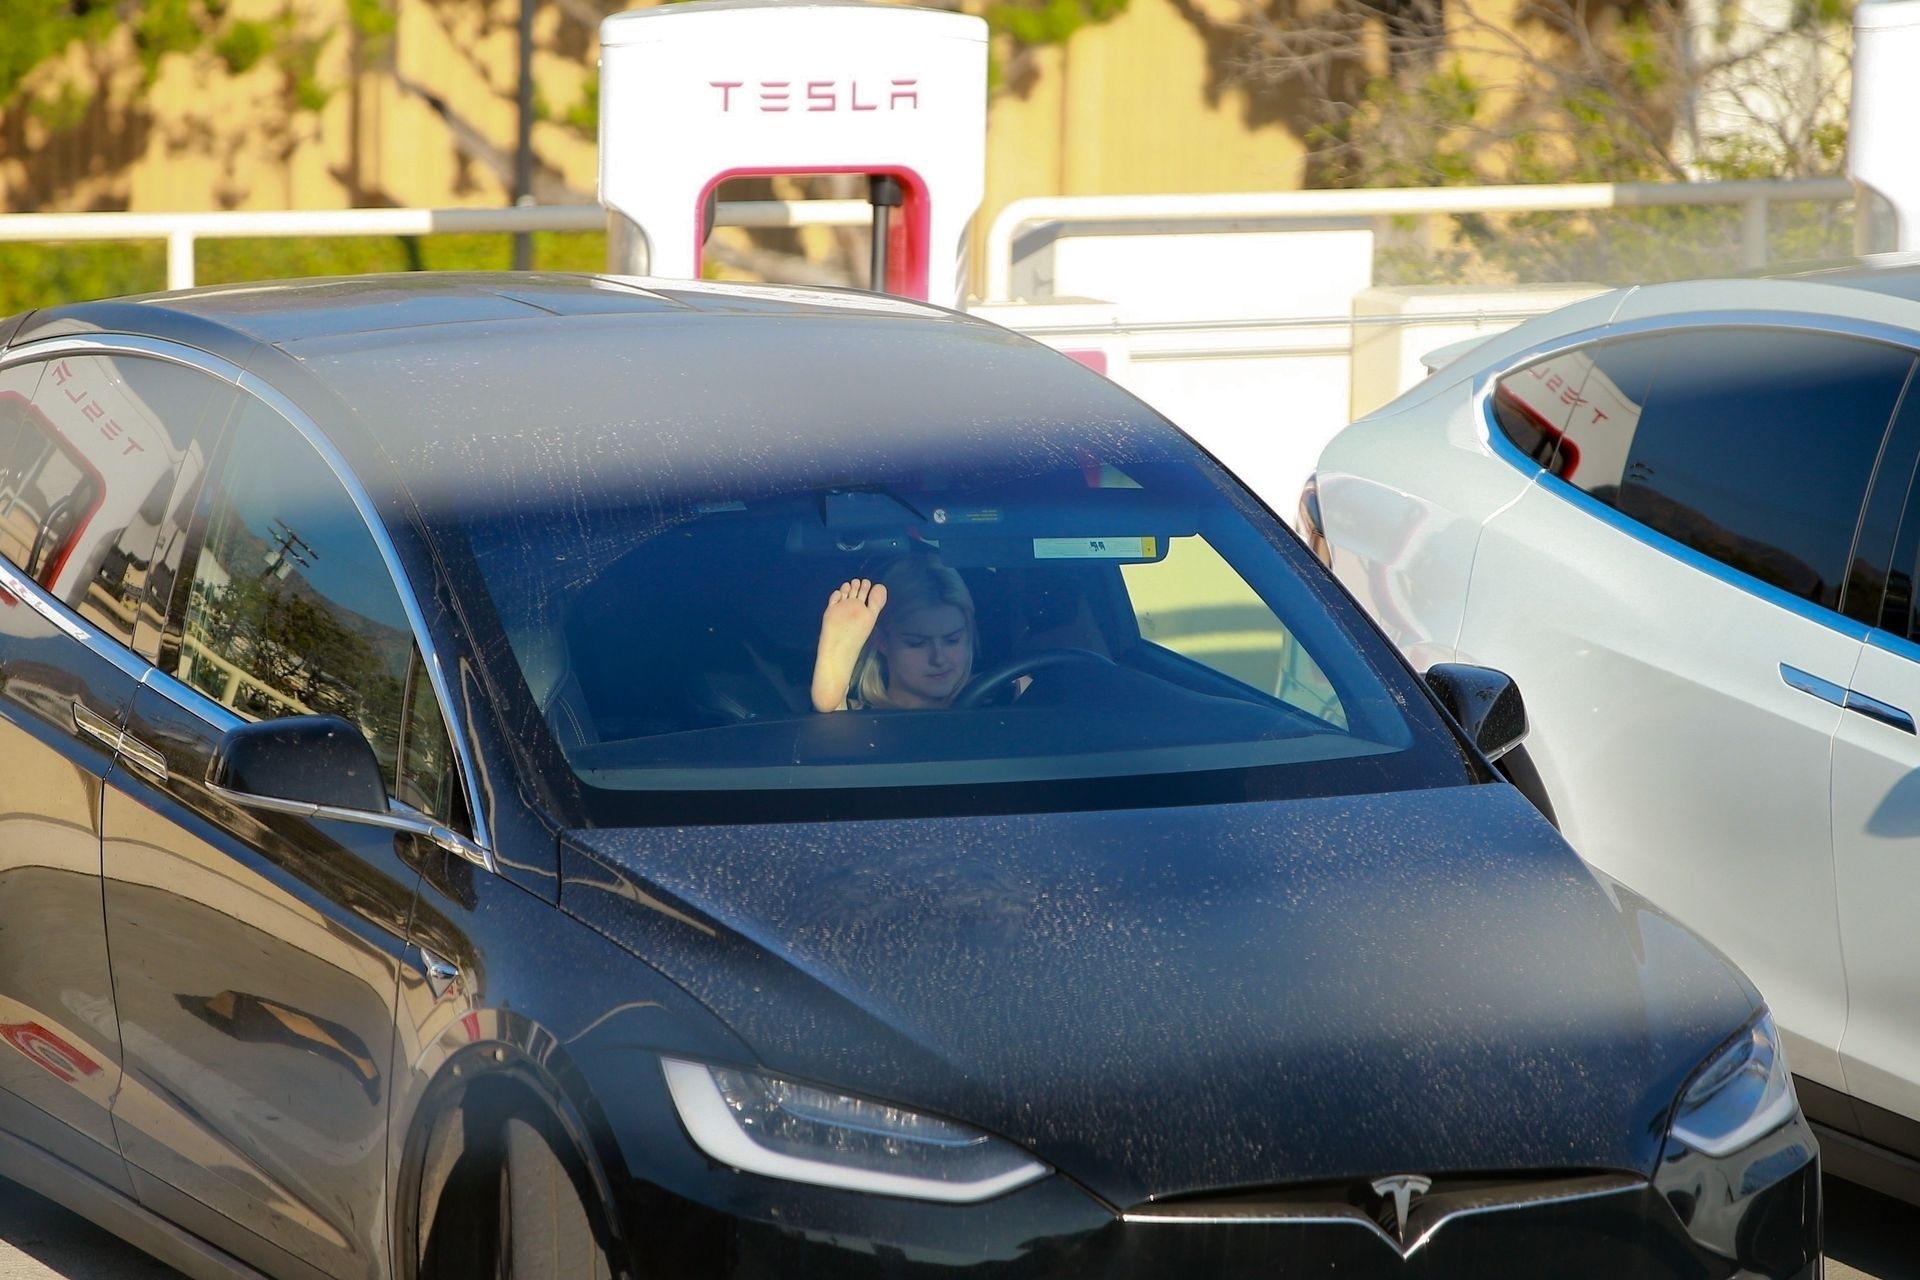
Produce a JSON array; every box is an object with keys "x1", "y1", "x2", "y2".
[{"x1": 812, "y1": 578, "x2": 888, "y2": 712}]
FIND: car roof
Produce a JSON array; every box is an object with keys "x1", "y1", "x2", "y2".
[
  {"x1": 2, "y1": 271, "x2": 969, "y2": 355},
  {"x1": 1770, "y1": 252, "x2": 1920, "y2": 303},
  {"x1": 1, "y1": 272, "x2": 1168, "y2": 519}
]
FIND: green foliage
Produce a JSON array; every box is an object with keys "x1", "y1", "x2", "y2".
[
  {"x1": 1617, "y1": 14, "x2": 1669, "y2": 95},
  {"x1": 1324, "y1": 5, "x2": 1851, "y2": 287},
  {"x1": 564, "y1": 70, "x2": 600, "y2": 137},
  {"x1": 28, "y1": 80, "x2": 91, "y2": 133},
  {"x1": 345, "y1": 0, "x2": 395, "y2": 41},
  {"x1": 214, "y1": 19, "x2": 273, "y2": 75},
  {"x1": 0, "y1": 0, "x2": 115, "y2": 103},
  {"x1": 1372, "y1": 191, "x2": 1854, "y2": 289},
  {"x1": 133, "y1": 0, "x2": 205, "y2": 83},
  {"x1": 1313, "y1": 67, "x2": 1479, "y2": 188},
  {"x1": 1791, "y1": 0, "x2": 1849, "y2": 27},
  {"x1": 982, "y1": 0, "x2": 1130, "y2": 90},
  {"x1": 275, "y1": 26, "x2": 334, "y2": 113},
  {"x1": 2, "y1": 1, "x2": 346, "y2": 118},
  {"x1": 0, "y1": 232, "x2": 612, "y2": 316},
  {"x1": 0, "y1": 242, "x2": 167, "y2": 315},
  {"x1": 987, "y1": 0, "x2": 1129, "y2": 45}
]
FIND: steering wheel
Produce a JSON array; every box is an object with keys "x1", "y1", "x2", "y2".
[{"x1": 953, "y1": 647, "x2": 1117, "y2": 709}]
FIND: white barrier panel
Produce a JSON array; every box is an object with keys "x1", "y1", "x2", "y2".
[
  {"x1": 1853, "y1": 0, "x2": 1920, "y2": 251},
  {"x1": 1348, "y1": 283, "x2": 1609, "y2": 419},
  {"x1": 992, "y1": 220, "x2": 1375, "y2": 522},
  {"x1": 967, "y1": 301, "x2": 1132, "y2": 382},
  {"x1": 599, "y1": 0, "x2": 986, "y2": 305},
  {"x1": 972, "y1": 288, "x2": 1606, "y2": 529},
  {"x1": 1009, "y1": 222, "x2": 1374, "y2": 323}
]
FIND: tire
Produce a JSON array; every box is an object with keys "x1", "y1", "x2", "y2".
[
  {"x1": 501, "y1": 1113, "x2": 613, "y2": 1280},
  {"x1": 417, "y1": 1103, "x2": 615, "y2": 1280}
]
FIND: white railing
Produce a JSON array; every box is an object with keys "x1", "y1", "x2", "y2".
[
  {"x1": 982, "y1": 177, "x2": 1856, "y2": 301},
  {"x1": 0, "y1": 178, "x2": 1855, "y2": 298},
  {"x1": 0, "y1": 200, "x2": 876, "y2": 291}
]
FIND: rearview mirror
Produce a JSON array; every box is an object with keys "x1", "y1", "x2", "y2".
[
  {"x1": 209, "y1": 715, "x2": 387, "y2": 814},
  {"x1": 1423, "y1": 664, "x2": 1527, "y2": 763}
]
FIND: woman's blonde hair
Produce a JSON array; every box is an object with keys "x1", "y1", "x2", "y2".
[{"x1": 853, "y1": 555, "x2": 977, "y2": 709}]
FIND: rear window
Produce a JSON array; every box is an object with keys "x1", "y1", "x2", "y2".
[{"x1": 443, "y1": 423, "x2": 1473, "y2": 825}]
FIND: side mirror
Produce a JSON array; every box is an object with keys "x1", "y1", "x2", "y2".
[
  {"x1": 1424, "y1": 663, "x2": 1528, "y2": 762},
  {"x1": 210, "y1": 715, "x2": 387, "y2": 814}
]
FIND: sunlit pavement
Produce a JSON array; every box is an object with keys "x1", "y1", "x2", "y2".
[
  {"x1": 0, "y1": 1173, "x2": 1910, "y2": 1278},
  {"x1": 0, "y1": 1180, "x2": 175, "y2": 1278}
]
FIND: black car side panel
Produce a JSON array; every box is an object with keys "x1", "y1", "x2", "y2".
[
  {"x1": 382, "y1": 833, "x2": 757, "y2": 1280},
  {"x1": 0, "y1": 606, "x2": 139, "y2": 1196},
  {"x1": 102, "y1": 683, "x2": 422, "y2": 1280}
]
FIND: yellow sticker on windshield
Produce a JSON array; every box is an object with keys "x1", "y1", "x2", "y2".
[{"x1": 1034, "y1": 537, "x2": 1157, "y2": 559}]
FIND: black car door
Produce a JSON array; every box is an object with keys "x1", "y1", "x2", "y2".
[
  {"x1": 0, "y1": 345, "x2": 231, "y2": 1195},
  {"x1": 101, "y1": 392, "x2": 466, "y2": 1280}
]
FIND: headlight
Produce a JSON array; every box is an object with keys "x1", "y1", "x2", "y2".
[
  {"x1": 661, "y1": 1058, "x2": 1048, "y2": 1203},
  {"x1": 1666, "y1": 1012, "x2": 1797, "y2": 1158}
]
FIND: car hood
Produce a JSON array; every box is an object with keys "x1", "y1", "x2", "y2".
[{"x1": 560, "y1": 784, "x2": 1756, "y2": 1207}]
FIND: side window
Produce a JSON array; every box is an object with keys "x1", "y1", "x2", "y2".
[
  {"x1": 1872, "y1": 383, "x2": 1920, "y2": 640},
  {"x1": 0, "y1": 353, "x2": 229, "y2": 647},
  {"x1": 172, "y1": 399, "x2": 458, "y2": 821},
  {"x1": 1516, "y1": 330, "x2": 1912, "y2": 613},
  {"x1": 396, "y1": 653, "x2": 457, "y2": 818},
  {"x1": 1120, "y1": 534, "x2": 1346, "y2": 727},
  {"x1": 1492, "y1": 338, "x2": 1662, "y2": 487}
]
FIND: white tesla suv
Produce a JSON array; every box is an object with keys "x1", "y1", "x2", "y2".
[{"x1": 1308, "y1": 258, "x2": 1920, "y2": 1202}]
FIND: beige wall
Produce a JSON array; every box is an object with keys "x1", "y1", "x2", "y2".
[
  {"x1": 986, "y1": 0, "x2": 1309, "y2": 209},
  {"x1": 5, "y1": 0, "x2": 1317, "y2": 280},
  {"x1": 2, "y1": 0, "x2": 600, "y2": 214}
]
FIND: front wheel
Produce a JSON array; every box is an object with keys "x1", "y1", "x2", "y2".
[
  {"x1": 419, "y1": 1104, "x2": 615, "y2": 1280},
  {"x1": 502, "y1": 1114, "x2": 613, "y2": 1280}
]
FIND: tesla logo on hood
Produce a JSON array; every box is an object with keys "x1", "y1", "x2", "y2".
[{"x1": 1370, "y1": 1174, "x2": 1432, "y2": 1244}]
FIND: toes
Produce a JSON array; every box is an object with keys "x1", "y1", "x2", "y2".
[{"x1": 828, "y1": 579, "x2": 885, "y2": 611}]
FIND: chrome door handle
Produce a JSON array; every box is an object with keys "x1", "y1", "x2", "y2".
[
  {"x1": 1844, "y1": 689, "x2": 1917, "y2": 735},
  {"x1": 1779, "y1": 664, "x2": 1845, "y2": 708},
  {"x1": 72, "y1": 701, "x2": 121, "y2": 751},
  {"x1": 117, "y1": 733, "x2": 170, "y2": 781},
  {"x1": 70, "y1": 701, "x2": 170, "y2": 780}
]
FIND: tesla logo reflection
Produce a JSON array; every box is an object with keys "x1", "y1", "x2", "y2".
[
  {"x1": 0, "y1": 1020, "x2": 103, "y2": 1084},
  {"x1": 1370, "y1": 1173, "x2": 1432, "y2": 1244}
]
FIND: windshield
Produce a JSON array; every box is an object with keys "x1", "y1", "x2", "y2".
[{"x1": 441, "y1": 420, "x2": 1473, "y2": 825}]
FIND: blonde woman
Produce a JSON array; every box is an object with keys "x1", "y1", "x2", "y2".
[{"x1": 811, "y1": 556, "x2": 977, "y2": 712}]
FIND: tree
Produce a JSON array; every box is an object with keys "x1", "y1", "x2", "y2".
[
  {"x1": 1182, "y1": 0, "x2": 1853, "y2": 282},
  {"x1": 1, "y1": 0, "x2": 378, "y2": 137},
  {"x1": 2, "y1": 0, "x2": 1132, "y2": 291}
]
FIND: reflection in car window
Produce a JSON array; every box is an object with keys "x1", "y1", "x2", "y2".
[
  {"x1": 1495, "y1": 338, "x2": 1664, "y2": 488},
  {"x1": 1528, "y1": 330, "x2": 1914, "y2": 612},
  {"x1": 0, "y1": 354, "x2": 227, "y2": 647},
  {"x1": 173, "y1": 400, "x2": 456, "y2": 820},
  {"x1": 1122, "y1": 534, "x2": 1345, "y2": 727}
]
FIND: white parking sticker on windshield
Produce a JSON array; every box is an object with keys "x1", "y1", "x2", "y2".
[{"x1": 1033, "y1": 537, "x2": 1158, "y2": 560}]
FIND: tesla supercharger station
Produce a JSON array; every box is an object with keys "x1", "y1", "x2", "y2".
[
  {"x1": 1852, "y1": 0, "x2": 1920, "y2": 252},
  {"x1": 598, "y1": 0, "x2": 987, "y2": 307}
]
